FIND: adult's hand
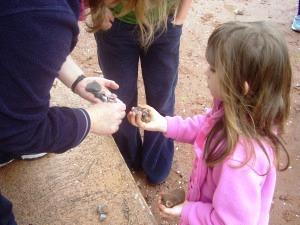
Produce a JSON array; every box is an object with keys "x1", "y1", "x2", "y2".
[
  {"x1": 74, "y1": 76, "x2": 119, "y2": 103},
  {"x1": 85, "y1": 100, "x2": 126, "y2": 135}
]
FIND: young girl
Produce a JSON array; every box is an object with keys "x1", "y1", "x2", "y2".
[
  {"x1": 87, "y1": 0, "x2": 192, "y2": 184},
  {"x1": 128, "y1": 21, "x2": 292, "y2": 225}
]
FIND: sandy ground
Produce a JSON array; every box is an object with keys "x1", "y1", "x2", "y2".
[{"x1": 71, "y1": 0, "x2": 300, "y2": 224}]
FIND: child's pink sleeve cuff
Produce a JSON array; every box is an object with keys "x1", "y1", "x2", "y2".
[
  {"x1": 180, "y1": 201, "x2": 193, "y2": 224},
  {"x1": 180, "y1": 201, "x2": 215, "y2": 224},
  {"x1": 164, "y1": 116, "x2": 179, "y2": 139}
]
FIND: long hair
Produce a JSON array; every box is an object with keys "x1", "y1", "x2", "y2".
[
  {"x1": 204, "y1": 21, "x2": 291, "y2": 170},
  {"x1": 86, "y1": 0, "x2": 179, "y2": 48}
]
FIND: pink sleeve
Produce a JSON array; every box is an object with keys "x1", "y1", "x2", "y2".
[
  {"x1": 180, "y1": 160, "x2": 270, "y2": 225},
  {"x1": 165, "y1": 114, "x2": 206, "y2": 144}
]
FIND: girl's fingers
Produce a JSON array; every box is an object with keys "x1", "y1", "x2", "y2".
[
  {"x1": 109, "y1": 15, "x2": 115, "y2": 22},
  {"x1": 135, "y1": 112, "x2": 146, "y2": 128},
  {"x1": 158, "y1": 194, "x2": 167, "y2": 213},
  {"x1": 162, "y1": 207, "x2": 173, "y2": 215},
  {"x1": 138, "y1": 104, "x2": 157, "y2": 118},
  {"x1": 127, "y1": 112, "x2": 138, "y2": 127},
  {"x1": 159, "y1": 205, "x2": 177, "y2": 217},
  {"x1": 158, "y1": 206, "x2": 175, "y2": 219},
  {"x1": 158, "y1": 203, "x2": 167, "y2": 212},
  {"x1": 128, "y1": 111, "x2": 145, "y2": 129}
]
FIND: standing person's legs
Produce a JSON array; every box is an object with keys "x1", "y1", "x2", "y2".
[
  {"x1": 94, "y1": 20, "x2": 142, "y2": 169},
  {"x1": 140, "y1": 22, "x2": 182, "y2": 184},
  {"x1": 0, "y1": 193, "x2": 17, "y2": 225}
]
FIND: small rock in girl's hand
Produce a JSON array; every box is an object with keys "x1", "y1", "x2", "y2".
[
  {"x1": 161, "y1": 189, "x2": 185, "y2": 208},
  {"x1": 131, "y1": 106, "x2": 151, "y2": 123}
]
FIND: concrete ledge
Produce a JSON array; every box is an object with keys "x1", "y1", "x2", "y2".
[{"x1": 0, "y1": 135, "x2": 157, "y2": 225}]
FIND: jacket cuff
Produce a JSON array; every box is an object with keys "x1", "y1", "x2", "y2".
[
  {"x1": 164, "y1": 116, "x2": 178, "y2": 139},
  {"x1": 180, "y1": 201, "x2": 193, "y2": 224},
  {"x1": 73, "y1": 108, "x2": 91, "y2": 145}
]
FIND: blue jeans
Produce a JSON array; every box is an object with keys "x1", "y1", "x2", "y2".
[
  {"x1": 94, "y1": 19, "x2": 182, "y2": 184},
  {"x1": 0, "y1": 194, "x2": 17, "y2": 225}
]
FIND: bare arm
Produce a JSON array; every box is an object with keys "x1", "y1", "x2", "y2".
[
  {"x1": 58, "y1": 55, "x2": 84, "y2": 88},
  {"x1": 174, "y1": 0, "x2": 193, "y2": 25},
  {"x1": 58, "y1": 55, "x2": 119, "y2": 103},
  {"x1": 57, "y1": 55, "x2": 126, "y2": 135}
]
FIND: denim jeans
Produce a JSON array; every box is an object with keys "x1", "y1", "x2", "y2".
[{"x1": 94, "y1": 19, "x2": 182, "y2": 183}]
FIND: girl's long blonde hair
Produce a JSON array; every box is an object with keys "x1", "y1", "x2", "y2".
[
  {"x1": 205, "y1": 21, "x2": 291, "y2": 171},
  {"x1": 87, "y1": 0, "x2": 179, "y2": 48}
]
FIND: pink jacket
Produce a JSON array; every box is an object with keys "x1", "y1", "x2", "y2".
[{"x1": 165, "y1": 104, "x2": 276, "y2": 225}]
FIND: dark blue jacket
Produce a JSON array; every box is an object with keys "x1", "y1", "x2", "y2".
[{"x1": 0, "y1": 0, "x2": 90, "y2": 156}]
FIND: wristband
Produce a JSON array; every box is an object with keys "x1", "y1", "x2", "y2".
[{"x1": 71, "y1": 75, "x2": 86, "y2": 93}]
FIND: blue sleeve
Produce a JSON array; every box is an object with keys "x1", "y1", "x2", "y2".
[
  {"x1": 0, "y1": 0, "x2": 90, "y2": 155},
  {"x1": 33, "y1": 107, "x2": 91, "y2": 154}
]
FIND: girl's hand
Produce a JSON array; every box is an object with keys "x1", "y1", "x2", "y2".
[
  {"x1": 172, "y1": 0, "x2": 192, "y2": 26},
  {"x1": 127, "y1": 105, "x2": 168, "y2": 133},
  {"x1": 158, "y1": 196, "x2": 185, "y2": 217},
  {"x1": 74, "y1": 77, "x2": 119, "y2": 103},
  {"x1": 101, "y1": 7, "x2": 114, "y2": 30},
  {"x1": 172, "y1": 19, "x2": 184, "y2": 26}
]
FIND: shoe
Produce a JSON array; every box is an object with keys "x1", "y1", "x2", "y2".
[
  {"x1": 20, "y1": 153, "x2": 47, "y2": 160},
  {"x1": 291, "y1": 15, "x2": 300, "y2": 32},
  {"x1": 0, "y1": 153, "x2": 47, "y2": 168},
  {"x1": 0, "y1": 159, "x2": 14, "y2": 168}
]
